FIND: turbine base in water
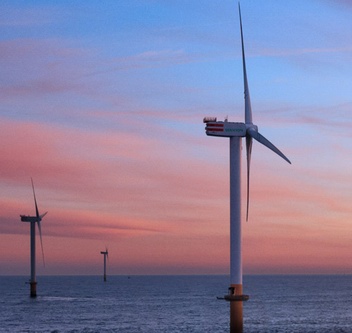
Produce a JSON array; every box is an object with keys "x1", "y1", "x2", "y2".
[
  {"x1": 30, "y1": 281, "x2": 37, "y2": 298},
  {"x1": 217, "y1": 284, "x2": 249, "y2": 301},
  {"x1": 230, "y1": 300, "x2": 243, "y2": 333},
  {"x1": 216, "y1": 284, "x2": 249, "y2": 332},
  {"x1": 230, "y1": 284, "x2": 245, "y2": 333}
]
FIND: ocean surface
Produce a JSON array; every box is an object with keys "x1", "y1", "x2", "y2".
[{"x1": 0, "y1": 275, "x2": 350, "y2": 333}]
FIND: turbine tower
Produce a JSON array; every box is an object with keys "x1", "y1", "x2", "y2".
[
  {"x1": 100, "y1": 248, "x2": 109, "y2": 282},
  {"x1": 204, "y1": 4, "x2": 291, "y2": 332},
  {"x1": 20, "y1": 178, "x2": 47, "y2": 298}
]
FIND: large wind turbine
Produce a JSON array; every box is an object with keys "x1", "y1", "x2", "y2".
[
  {"x1": 204, "y1": 4, "x2": 291, "y2": 332},
  {"x1": 20, "y1": 178, "x2": 47, "y2": 298},
  {"x1": 100, "y1": 248, "x2": 109, "y2": 282}
]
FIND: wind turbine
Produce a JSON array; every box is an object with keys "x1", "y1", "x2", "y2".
[
  {"x1": 100, "y1": 248, "x2": 109, "y2": 282},
  {"x1": 204, "y1": 4, "x2": 291, "y2": 332},
  {"x1": 20, "y1": 178, "x2": 47, "y2": 298}
]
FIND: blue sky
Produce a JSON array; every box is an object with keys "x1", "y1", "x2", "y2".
[{"x1": 1, "y1": 0, "x2": 351, "y2": 275}]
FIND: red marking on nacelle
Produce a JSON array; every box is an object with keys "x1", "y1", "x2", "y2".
[
  {"x1": 206, "y1": 128, "x2": 224, "y2": 132},
  {"x1": 207, "y1": 123, "x2": 223, "y2": 127},
  {"x1": 206, "y1": 123, "x2": 224, "y2": 132}
]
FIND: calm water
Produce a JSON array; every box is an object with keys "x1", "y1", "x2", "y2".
[{"x1": 0, "y1": 275, "x2": 351, "y2": 332}]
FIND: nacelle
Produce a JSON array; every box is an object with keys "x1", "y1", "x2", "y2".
[
  {"x1": 20, "y1": 215, "x2": 38, "y2": 223},
  {"x1": 205, "y1": 121, "x2": 246, "y2": 137}
]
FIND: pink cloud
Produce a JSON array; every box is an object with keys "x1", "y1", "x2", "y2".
[
  {"x1": 106, "y1": 49, "x2": 200, "y2": 72},
  {"x1": 243, "y1": 219, "x2": 352, "y2": 274},
  {"x1": 1, "y1": 1, "x2": 351, "y2": 276},
  {"x1": 324, "y1": 0, "x2": 352, "y2": 10},
  {"x1": 0, "y1": 5, "x2": 58, "y2": 27},
  {"x1": 0, "y1": 117, "x2": 228, "y2": 227},
  {"x1": 0, "y1": 38, "x2": 97, "y2": 103},
  {"x1": 2, "y1": 113, "x2": 351, "y2": 275},
  {"x1": 0, "y1": 115, "x2": 227, "y2": 274}
]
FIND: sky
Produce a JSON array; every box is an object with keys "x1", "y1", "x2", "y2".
[{"x1": 1, "y1": 0, "x2": 351, "y2": 276}]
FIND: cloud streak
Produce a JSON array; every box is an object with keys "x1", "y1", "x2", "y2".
[{"x1": 1, "y1": 0, "x2": 351, "y2": 275}]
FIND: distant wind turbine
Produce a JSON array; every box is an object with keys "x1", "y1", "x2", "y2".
[
  {"x1": 20, "y1": 178, "x2": 47, "y2": 298},
  {"x1": 100, "y1": 248, "x2": 109, "y2": 282},
  {"x1": 204, "y1": 3, "x2": 291, "y2": 332}
]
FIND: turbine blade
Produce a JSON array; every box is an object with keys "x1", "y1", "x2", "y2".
[
  {"x1": 248, "y1": 128, "x2": 291, "y2": 164},
  {"x1": 37, "y1": 220, "x2": 45, "y2": 267},
  {"x1": 246, "y1": 135, "x2": 252, "y2": 221},
  {"x1": 31, "y1": 178, "x2": 40, "y2": 218},
  {"x1": 239, "y1": 3, "x2": 252, "y2": 124},
  {"x1": 40, "y1": 212, "x2": 48, "y2": 219}
]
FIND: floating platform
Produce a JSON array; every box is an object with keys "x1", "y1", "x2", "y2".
[{"x1": 217, "y1": 294, "x2": 249, "y2": 302}]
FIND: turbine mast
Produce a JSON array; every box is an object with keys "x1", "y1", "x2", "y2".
[
  {"x1": 20, "y1": 179, "x2": 47, "y2": 297},
  {"x1": 100, "y1": 249, "x2": 108, "y2": 282},
  {"x1": 30, "y1": 220, "x2": 36, "y2": 297},
  {"x1": 203, "y1": 3, "x2": 290, "y2": 332}
]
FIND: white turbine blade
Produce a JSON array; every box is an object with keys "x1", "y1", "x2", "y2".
[
  {"x1": 248, "y1": 128, "x2": 291, "y2": 164},
  {"x1": 31, "y1": 178, "x2": 40, "y2": 218},
  {"x1": 239, "y1": 3, "x2": 252, "y2": 124},
  {"x1": 245, "y1": 135, "x2": 252, "y2": 221},
  {"x1": 37, "y1": 220, "x2": 45, "y2": 267},
  {"x1": 40, "y1": 212, "x2": 48, "y2": 219}
]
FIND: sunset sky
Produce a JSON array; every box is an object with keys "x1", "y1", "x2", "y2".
[{"x1": 1, "y1": 0, "x2": 351, "y2": 276}]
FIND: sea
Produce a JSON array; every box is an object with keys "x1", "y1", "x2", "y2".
[{"x1": 0, "y1": 275, "x2": 350, "y2": 333}]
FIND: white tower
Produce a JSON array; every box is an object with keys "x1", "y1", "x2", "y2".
[
  {"x1": 20, "y1": 178, "x2": 47, "y2": 297},
  {"x1": 100, "y1": 248, "x2": 109, "y2": 282},
  {"x1": 205, "y1": 4, "x2": 291, "y2": 332}
]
